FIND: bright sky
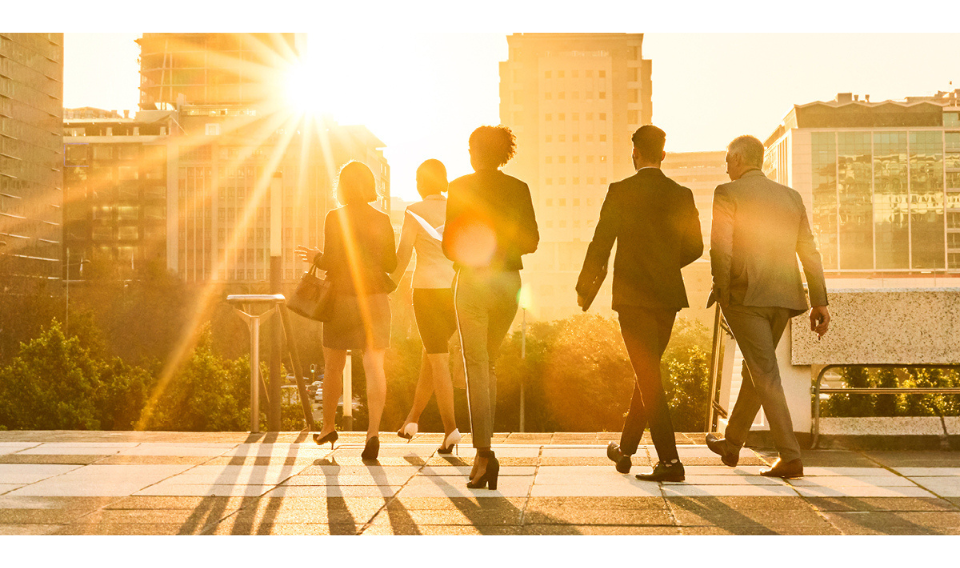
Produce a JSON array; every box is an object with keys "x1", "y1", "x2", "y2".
[{"x1": 47, "y1": 4, "x2": 960, "y2": 202}]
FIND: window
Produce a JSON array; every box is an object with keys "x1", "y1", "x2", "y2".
[
  {"x1": 559, "y1": 134, "x2": 566, "y2": 142},
  {"x1": 545, "y1": 114, "x2": 552, "y2": 121},
  {"x1": 545, "y1": 156, "x2": 553, "y2": 164},
  {"x1": 944, "y1": 112, "x2": 960, "y2": 128},
  {"x1": 572, "y1": 156, "x2": 579, "y2": 164},
  {"x1": 545, "y1": 178, "x2": 553, "y2": 185},
  {"x1": 545, "y1": 135, "x2": 552, "y2": 143},
  {"x1": 587, "y1": 156, "x2": 594, "y2": 163},
  {"x1": 559, "y1": 156, "x2": 566, "y2": 164},
  {"x1": 573, "y1": 177, "x2": 580, "y2": 184},
  {"x1": 544, "y1": 92, "x2": 552, "y2": 100},
  {"x1": 599, "y1": 134, "x2": 607, "y2": 142},
  {"x1": 586, "y1": 113, "x2": 593, "y2": 120},
  {"x1": 574, "y1": 220, "x2": 581, "y2": 228},
  {"x1": 558, "y1": 113, "x2": 565, "y2": 121},
  {"x1": 572, "y1": 135, "x2": 579, "y2": 142},
  {"x1": 558, "y1": 91, "x2": 565, "y2": 100},
  {"x1": 205, "y1": 123, "x2": 221, "y2": 136},
  {"x1": 572, "y1": 70, "x2": 579, "y2": 78},
  {"x1": 599, "y1": 70, "x2": 606, "y2": 78},
  {"x1": 572, "y1": 113, "x2": 579, "y2": 121},
  {"x1": 599, "y1": 113, "x2": 607, "y2": 121},
  {"x1": 546, "y1": 199, "x2": 553, "y2": 206},
  {"x1": 599, "y1": 92, "x2": 606, "y2": 99},
  {"x1": 559, "y1": 220, "x2": 567, "y2": 228},
  {"x1": 573, "y1": 198, "x2": 580, "y2": 206},
  {"x1": 559, "y1": 178, "x2": 566, "y2": 185},
  {"x1": 545, "y1": 71, "x2": 551, "y2": 78},
  {"x1": 558, "y1": 71, "x2": 565, "y2": 78},
  {"x1": 586, "y1": 70, "x2": 593, "y2": 78}
]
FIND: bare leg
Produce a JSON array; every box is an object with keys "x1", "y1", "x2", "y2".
[
  {"x1": 321, "y1": 347, "x2": 346, "y2": 437},
  {"x1": 428, "y1": 352, "x2": 457, "y2": 437},
  {"x1": 403, "y1": 350, "x2": 435, "y2": 428},
  {"x1": 362, "y1": 348, "x2": 387, "y2": 441}
]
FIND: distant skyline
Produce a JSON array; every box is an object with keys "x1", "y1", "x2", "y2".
[{"x1": 60, "y1": 29, "x2": 959, "y2": 201}]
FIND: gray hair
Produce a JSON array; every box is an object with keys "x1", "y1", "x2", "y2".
[{"x1": 727, "y1": 135, "x2": 764, "y2": 168}]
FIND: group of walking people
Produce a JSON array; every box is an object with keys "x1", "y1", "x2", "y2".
[{"x1": 295, "y1": 122, "x2": 831, "y2": 490}]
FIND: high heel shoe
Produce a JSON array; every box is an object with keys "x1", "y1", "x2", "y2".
[
  {"x1": 397, "y1": 423, "x2": 418, "y2": 440},
  {"x1": 466, "y1": 449, "x2": 499, "y2": 490},
  {"x1": 437, "y1": 429, "x2": 461, "y2": 455},
  {"x1": 361, "y1": 436, "x2": 380, "y2": 460},
  {"x1": 313, "y1": 430, "x2": 338, "y2": 450}
]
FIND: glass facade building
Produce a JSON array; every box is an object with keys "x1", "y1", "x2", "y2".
[{"x1": 765, "y1": 92, "x2": 960, "y2": 274}]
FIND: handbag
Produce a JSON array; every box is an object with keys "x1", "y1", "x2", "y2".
[{"x1": 287, "y1": 265, "x2": 336, "y2": 321}]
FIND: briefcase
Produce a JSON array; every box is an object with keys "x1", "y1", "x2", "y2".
[
  {"x1": 287, "y1": 265, "x2": 335, "y2": 321},
  {"x1": 579, "y1": 262, "x2": 607, "y2": 312}
]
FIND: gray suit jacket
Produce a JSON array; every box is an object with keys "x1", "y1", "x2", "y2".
[{"x1": 709, "y1": 169, "x2": 827, "y2": 315}]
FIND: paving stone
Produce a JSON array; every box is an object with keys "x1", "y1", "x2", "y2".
[
  {"x1": 670, "y1": 506, "x2": 826, "y2": 528},
  {"x1": 298, "y1": 464, "x2": 421, "y2": 476},
  {"x1": 0, "y1": 508, "x2": 99, "y2": 524},
  {"x1": 526, "y1": 496, "x2": 667, "y2": 510},
  {"x1": 0, "y1": 464, "x2": 81, "y2": 485},
  {"x1": 201, "y1": 456, "x2": 320, "y2": 466},
  {"x1": 789, "y1": 476, "x2": 918, "y2": 488},
  {"x1": 681, "y1": 524, "x2": 841, "y2": 535},
  {"x1": 524, "y1": 508, "x2": 674, "y2": 526},
  {"x1": 663, "y1": 475, "x2": 788, "y2": 486},
  {"x1": 0, "y1": 443, "x2": 41, "y2": 455},
  {"x1": 249, "y1": 496, "x2": 387, "y2": 513},
  {"x1": 0, "y1": 496, "x2": 118, "y2": 510},
  {"x1": 803, "y1": 466, "x2": 899, "y2": 477},
  {"x1": 224, "y1": 506, "x2": 373, "y2": 526},
  {"x1": 521, "y1": 524, "x2": 681, "y2": 535},
  {"x1": 789, "y1": 451, "x2": 879, "y2": 467},
  {"x1": 136, "y1": 484, "x2": 276, "y2": 497},
  {"x1": 906, "y1": 477, "x2": 960, "y2": 497},
  {"x1": 0, "y1": 455, "x2": 106, "y2": 465},
  {"x1": 666, "y1": 496, "x2": 814, "y2": 510},
  {"x1": 793, "y1": 486, "x2": 937, "y2": 498},
  {"x1": 540, "y1": 457, "x2": 649, "y2": 467},
  {"x1": 864, "y1": 451, "x2": 960, "y2": 468},
  {"x1": 803, "y1": 497, "x2": 960, "y2": 512},
  {"x1": 389, "y1": 497, "x2": 525, "y2": 510},
  {"x1": 79, "y1": 508, "x2": 229, "y2": 526},
  {"x1": 17, "y1": 444, "x2": 131, "y2": 455},
  {"x1": 374, "y1": 507, "x2": 523, "y2": 526},
  {"x1": 280, "y1": 473, "x2": 415, "y2": 486},
  {"x1": 661, "y1": 484, "x2": 799, "y2": 497},
  {"x1": 7, "y1": 464, "x2": 194, "y2": 497},
  {"x1": 541, "y1": 447, "x2": 607, "y2": 458},
  {"x1": 419, "y1": 465, "x2": 536, "y2": 476},
  {"x1": 891, "y1": 467, "x2": 960, "y2": 477},
  {"x1": 363, "y1": 522, "x2": 521, "y2": 535},
  {"x1": 116, "y1": 444, "x2": 235, "y2": 457},
  {"x1": 0, "y1": 485, "x2": 24, "y2": 494},
  {"x1": 265, "y1": 485, "x2": 399, "y2": 498},
  {"x1": 0, "y1": 523, "x2": 63, "y2": 535},
  {"x1": 822, "y1": 511, "x2": 960, "y2": 535},
  {"x1": 105, "y1": 495, "x2": 251, "y2": 510},
  {"x1": 163, "y1": 464, "x2": 312, "y2": 485},
  {"x1": 55, "y1": 522, "x2": 193, "y2": 535},
  {"x1": 399, "y1": 477, "x2": 532, "y2": 498},
  {"x1": 530, "y1": 483, "x2": 661, "y2": 498},
  {"x1": 94, "y1": 455, "x2": 213, "y2": 466}
]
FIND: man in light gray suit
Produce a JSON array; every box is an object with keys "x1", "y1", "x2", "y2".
[{"x1": 706, "y1": 135, "x2": 830, "y2": 479}]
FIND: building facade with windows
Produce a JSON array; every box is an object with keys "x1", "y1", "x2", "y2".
[
  {"x1": 0, "y1": 33, "x2": 64, "y2": 285},
  {"x1": 499, "y1": 33, "x2": 653, "y2": 321},
  {"x1": 764, "y1": 91, "x2": 960, "y2": 285},
  {"x1": 62, "y1": 108, "x2": 176, "y2": 270}
]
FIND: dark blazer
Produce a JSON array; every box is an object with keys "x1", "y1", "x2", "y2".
[
  {"x1": 316, "y1": 203, "x2": 397, "y2": 295},
  {"x1": 443, "y1": 169, "x2": 539, "y2": 271},
  {"x1": 709, "y1": 169, "x2": 828, "y2": 315},
  {"x1": 577, "y1": 168, "x2": 703, "y2": 311}
]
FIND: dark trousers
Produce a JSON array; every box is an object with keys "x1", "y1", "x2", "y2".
[
  {"x1": 617, "y1": 306, "x2": 679, "y2": 462},
  {"x1": 453, "y1": 268, "x2": 521, "y2": 449}
]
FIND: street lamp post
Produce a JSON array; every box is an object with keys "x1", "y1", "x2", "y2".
[{"x1": 268, "y1": 172, "x2": 283, "y2": 431}]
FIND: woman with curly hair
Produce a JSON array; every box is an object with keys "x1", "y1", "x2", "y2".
[{"x1": 442, "y1": 126, "x2": 539, "y2": 489}]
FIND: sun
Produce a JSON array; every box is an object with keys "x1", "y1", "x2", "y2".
[{"x1": 283, "y1": 58, "x2": 325, "y2": 117}]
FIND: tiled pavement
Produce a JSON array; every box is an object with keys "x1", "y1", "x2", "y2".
[{"x1": 2, "y1": 431, "x2": 960, "y2": 535}]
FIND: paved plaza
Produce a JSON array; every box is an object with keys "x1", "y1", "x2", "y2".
[{"x1": 1, "y1": 431, "x2": 960, "y2": 535}]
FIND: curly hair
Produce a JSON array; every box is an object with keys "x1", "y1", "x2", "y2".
[{"x1": 469, "y1": 125, "x2": 517, "y2": 168}]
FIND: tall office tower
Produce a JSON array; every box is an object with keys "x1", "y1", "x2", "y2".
[
  {"x1": 765, "y1": 91, "x2": 960, "y2": 286},
  {"x1": 62, "y1": 108, "x2": 177, "y2": 270},
  {"x1": 499, "y1": 33, "x2": 652, "y2": 321},
  {"x1": 0, "y1": 33, "x2": 64, "y2": 287},
  {"x1": 660, "y1": 151, "x2": 729, "y2": 327},
  {"x1": 137, "y1": 33, "x2": 298, "y2": 110}
]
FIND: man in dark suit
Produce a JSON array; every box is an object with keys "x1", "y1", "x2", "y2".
[
  {"x1": 577, "y1": 125, "x2": 703, "y2": 482},
  {"x1": 706, "y1": 135, "x2": 830, "y2": 479}
]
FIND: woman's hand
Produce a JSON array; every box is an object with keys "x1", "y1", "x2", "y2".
[{"x1": 295, "y1": 245, "x2": 322, "y2": 264}]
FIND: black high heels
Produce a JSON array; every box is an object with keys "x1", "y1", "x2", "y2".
[
  {"x1": 313, "y1": 430, "x2": 338, "y2": 449},
  {"x1": 361, "y1": 436, "x2": 380, "y2": 460},
  {"x1": 466, "y1": 449, "x2": 499, "y2": 490}
]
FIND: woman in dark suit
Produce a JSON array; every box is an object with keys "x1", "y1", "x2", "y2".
[
  {"x1": 442, "y1": 126, "x2": 539, "y2": 489},
  {"x1": 295, "y1": 161, "x2": 396, "y2": 460}
]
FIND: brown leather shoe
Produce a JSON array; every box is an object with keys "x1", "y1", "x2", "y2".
[
  {"x1": 759, "y1": 458, "x2": 803, "y2": 478},
  {"x1": 705, "y1": 433, "x2": 739, "y2": 468}
]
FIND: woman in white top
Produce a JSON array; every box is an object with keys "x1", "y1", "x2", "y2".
[{"x1": 391, "y1": 159, "x2": 461, "y2": 454}]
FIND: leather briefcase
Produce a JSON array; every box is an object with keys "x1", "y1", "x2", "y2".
[{"x1": 287, "y1": 265, "x2": 335, "y2": 321}]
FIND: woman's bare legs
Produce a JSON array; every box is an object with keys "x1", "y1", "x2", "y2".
[
  {"x1": 401, "y1": 351, "x2": 434, "y2": 430},
  {"x1": 428, "y1": 353, "x2": 457, "y2": 437},
  {"x1": 362, "y1": 348, "x2": 387, "y2": 441},
  {"x1": 320, "y1": 347, "x2": 346, "y2": 437}
]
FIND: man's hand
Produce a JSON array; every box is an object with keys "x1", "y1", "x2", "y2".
[
  {"x1": 809, "y1": 305, "x2": 830, "y2": 338},
  {"x1": 294, "y1": 245, "x2": 321, "y2": 264}
]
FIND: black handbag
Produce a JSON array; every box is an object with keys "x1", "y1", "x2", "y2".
[{"x1": 287, "y1": 265, "x2": 335, "y2": 321}]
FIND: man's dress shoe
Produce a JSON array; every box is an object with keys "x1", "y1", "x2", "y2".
[
  {"x1": 705, "y1": 433, "x2": 739, "y2": 467},
  {"x1": 759, "y1": 458, "x2": 803, "y2": 479}
]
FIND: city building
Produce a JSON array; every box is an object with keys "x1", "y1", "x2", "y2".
[
  {"x1": 137, "y1": 33, "x2": 299, "y2": 110},
  {"x1": 0, "y1": 33, "x2": 64, "y2": 285},
  {"x1": 62, "y1": 108, "x2": 177, "y2": 269},
  {"x1": 764, "y1": 91, "x2": 960, "y2": 286},
  {"x1": 660, "y1": 150, "x2": 729, "y2": 327},
  {"x1": 499, "y1": 33, "x2": 653, "y2": 321}
]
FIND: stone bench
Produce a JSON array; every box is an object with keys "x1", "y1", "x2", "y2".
[{"x1": 790, "y1": 288, "x2": 960, "y2": 448}]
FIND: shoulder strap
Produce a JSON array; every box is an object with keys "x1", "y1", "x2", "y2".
[{"x1": 406, "y1": 210, "x2": 443, "y2": 241}]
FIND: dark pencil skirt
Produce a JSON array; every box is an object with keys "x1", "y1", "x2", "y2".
[
  {"x1": 322, "y1": 293, "x2": 391, "y2": 350},
  {"x1": 413, "y1": 287, "x2": 457, "y2": 354}
]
